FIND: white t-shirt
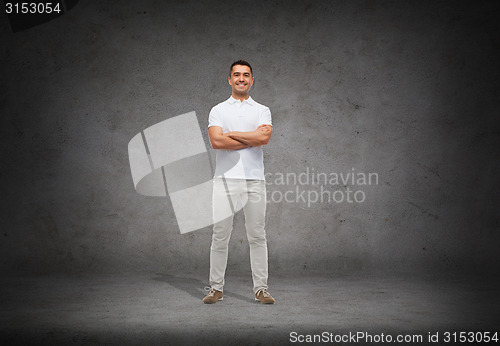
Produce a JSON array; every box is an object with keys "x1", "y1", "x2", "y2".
[{"x1": 208, "y1": 96, "x2": 272, "y2": 180}]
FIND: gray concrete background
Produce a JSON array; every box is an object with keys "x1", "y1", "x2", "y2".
[{"x1": 1, "y1": 0, "x2": 499, "y2": 276}]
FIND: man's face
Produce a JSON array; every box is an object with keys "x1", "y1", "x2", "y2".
[{"x1": 228, "y1": 65, "x2": 254, "y2": 96}]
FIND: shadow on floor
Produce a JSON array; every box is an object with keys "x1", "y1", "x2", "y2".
[{"x1": 152, "y1": 273, "x2": 255, "y2": 303}]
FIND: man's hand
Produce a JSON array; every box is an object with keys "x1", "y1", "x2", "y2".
[{"x1": 257, "y1": 124, "x2": 272, "y2": 133}]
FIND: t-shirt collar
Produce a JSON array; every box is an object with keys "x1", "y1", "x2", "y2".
[{"x1": 228, "y1": 96, "x2": 255, "y2": 105}]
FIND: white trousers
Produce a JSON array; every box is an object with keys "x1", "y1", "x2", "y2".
[{"x1": 209, "y1": 178, "x2": 268, "y2": 294}]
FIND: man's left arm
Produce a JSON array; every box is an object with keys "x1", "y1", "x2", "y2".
[{"x1": 227, "y1": 124, "x2": 273, "y2": 147}]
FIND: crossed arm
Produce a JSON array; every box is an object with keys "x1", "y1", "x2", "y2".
[{"x1": 208, "y1": 124, "x2": 273, "y2": 150}]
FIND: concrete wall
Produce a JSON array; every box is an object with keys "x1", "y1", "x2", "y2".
[{"x1": 1, "y1": 0, "x2": 499, "y2": 275}]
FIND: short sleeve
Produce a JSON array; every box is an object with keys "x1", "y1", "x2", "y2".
[
  {"x1": 208, "y1": 106, "x2": 223, "y2": 128},
  {"x1": 259, "y1": 106, "x2": 272, "y2": 127}
]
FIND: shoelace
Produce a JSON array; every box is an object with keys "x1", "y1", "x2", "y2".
[
  {"x1": 204, "y1": 286, "x2": 215, "y2": 296},
  {"x1": 257, "y1": 288, "x2": 270, "y2": 297}
]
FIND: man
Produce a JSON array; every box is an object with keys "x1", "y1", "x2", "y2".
[{"x1": 203, "y1": 60, "x2": 275, "y2": 304}]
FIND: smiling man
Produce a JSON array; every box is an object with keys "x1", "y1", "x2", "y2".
[{"x1": 203, "y1": 60, "x2": 275, "y2": 304}]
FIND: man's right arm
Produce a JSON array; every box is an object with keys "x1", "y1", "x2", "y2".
[{"x1": 208, "y1": 126, "x2": 249, "y2": 150}]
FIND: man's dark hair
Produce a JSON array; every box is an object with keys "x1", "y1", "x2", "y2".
[{"x1": 229, "y1": 60, "x2": 253, "y2": 76}]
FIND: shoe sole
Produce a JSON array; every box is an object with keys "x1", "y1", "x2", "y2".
[{"x1": 203, "y1": 297, "x2": 223, "y2": 304}]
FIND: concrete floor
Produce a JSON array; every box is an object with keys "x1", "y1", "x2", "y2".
[{"x1": 1, "y1": 270, "x2": 499, "y2": 345}]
